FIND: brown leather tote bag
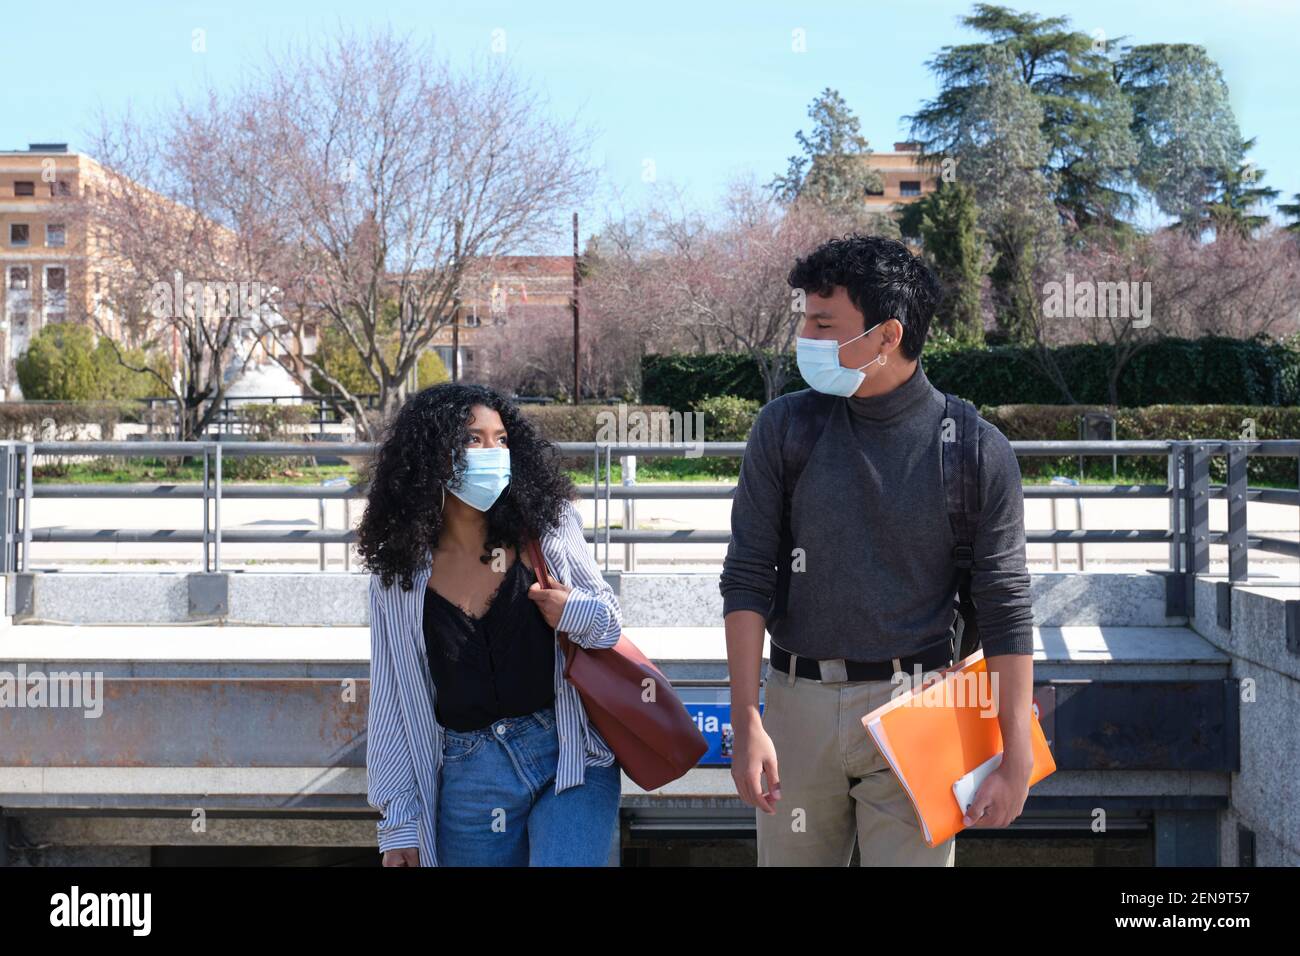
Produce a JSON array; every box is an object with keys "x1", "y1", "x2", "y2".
[{"x1": 525, "y1": 536, "x2": 708, "y2": 790}]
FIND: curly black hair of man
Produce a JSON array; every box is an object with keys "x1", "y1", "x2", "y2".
[
  {"x1": 787, "y1": 233, "x2": 943, "y2": 361},
  {"x1": 356, "y1": 382, "x2": 577, "y2": 592}
]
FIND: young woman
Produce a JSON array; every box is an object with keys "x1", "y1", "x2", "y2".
[{"x1": 357, "y1": 382, "x2": 623, "y2": 867}]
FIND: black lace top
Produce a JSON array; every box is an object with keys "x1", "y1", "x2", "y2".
[{"x1": 423, "y1": 557, "x2": 557, "y2": 732}]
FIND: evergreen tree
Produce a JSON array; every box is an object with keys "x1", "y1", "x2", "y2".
[
  {"x1": 900, "y1": 181, "x2": 990, "y2": 343},
  {"x1": 907, "y1": 3, "x2": 1138, "y2": 229},
  {"x1": 1188, "y1": 138, "x2": 1281, "y2": 240},
  {"x1": 769, "y1": 88, "x2": 885, "y2": 214},
  {"x1": 1278, "y1": 193, "x2": 1300, "y2": 235},
  {"x1": 1118, "y1": 43, "x2": 1244, "y2": 227}
]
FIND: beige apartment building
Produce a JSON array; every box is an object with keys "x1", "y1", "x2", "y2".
[
  {"x1": 0, "y1": 143, "x2": 306, "y2": 401},
  {"x1": 0, "y1": 144, "x2": 113, "y2": 397},
  {"x1": 862, "y1": 141, "x2": 941, "y2": 212},
  {"x1": 0, "y1": 142, "x2": 557, "y2": 399}
]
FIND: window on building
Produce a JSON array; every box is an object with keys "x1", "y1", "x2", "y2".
[
  {"x1": 54, "y1": 180, "x2": 71, "y2": 197},
  {"x1": 10, "y1": 223, "x2": 30, "y2": 246},
  {"x1": 8, "y1": 267, "x2": 30, "y2": 290},
  {"x1": 14, "y1": 181, "x2": 35, "y2": 197},
  {"x1": 900, "y1": 181, "x2": 922, "y2": 197},
  {"x1": 46, "y1": 223, "x2": 66, "y2": 247},
  {"x1": 46, "y1": 267, "x2": 67, "y2": 291},
  {"x1": 864, "y1": 184, "x2": 885, "y2": 197}
]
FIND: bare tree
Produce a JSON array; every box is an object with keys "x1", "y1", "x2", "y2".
[
  {"x1": 85, "y1": 29, "x2": 595, "y2": 439},
  {"x1": 84, "y1": 104, "x2": 265, "y2": 440},
  {"x1": 241, "y1": 31, "x2": 596, "y2": 436},
  {"x1": 1149, "y1": 227, "x2": 1300, "y2": 340},
  {"x1": 1031, "y1": 226, "x2": 1300, "y2": 405},
  {"x1": 589, "y1": 177, "x2": 883, "y2": 402}
]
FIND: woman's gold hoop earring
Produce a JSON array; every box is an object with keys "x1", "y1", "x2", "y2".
[{"x1": 440, "y1": 486, "x2": 446, "y2": 510}]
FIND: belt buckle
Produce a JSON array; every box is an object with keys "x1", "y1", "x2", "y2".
[{"x1": 818, "y1": 658, "x2": 849, "y2": 682}]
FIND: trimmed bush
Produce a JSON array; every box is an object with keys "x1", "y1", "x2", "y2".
[
  {"x1": 981, "y1": 403, "x2": 1300, "y2": 485},
  {"x1": 15, "y1": 322, "x2": 167, "y2": 402},
  {"x1": 642, "y1": 336, "x2": 1300, "y2": 412},
  {"x1": 642, "y1": 353, "x2": 798, "y2": 409},
  {"x1": 696, "y1": 395, "x2": 760, "y2": 442},
  {"x1": 223, "y1": 403, "x2": 319, "y2": 480},
  {"x1": 520, "y1": 403, "x2": 671, "y2": 470},
  {"x1": 0, "y1": 400, "x2": 136, "y2": 441},
  {"x1": 520, "y1": 403, "x2": 669, "y2": 442}
]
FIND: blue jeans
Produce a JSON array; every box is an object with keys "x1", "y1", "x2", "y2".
[{"x1": 436, "y1": 705, "x2": 622, "y2": 866}]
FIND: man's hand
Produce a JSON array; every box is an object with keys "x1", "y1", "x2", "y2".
[
  {"x1": 969, "y1": 653, "x2": 1035, "y2": 829},
  {"x1": 731, "y1": 720, "x2": 781, "y2": 815},
  {"x1": 961, "y1": 759, "x2": 1030, "y2": 829},
  {"x1": 527, "y1": 580, "x2": 572, "y2": 629},
  {"x1": 382, "y1": 847, "x2": 419, "y2": 867}
]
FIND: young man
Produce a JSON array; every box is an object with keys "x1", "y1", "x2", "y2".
[{"x1": 720, "y1": 234, "x2": 1035, "y2": 866}]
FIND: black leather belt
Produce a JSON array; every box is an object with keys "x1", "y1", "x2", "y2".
[{"x1": 768, "y1": 638, "x2": 954, "y2": 683}]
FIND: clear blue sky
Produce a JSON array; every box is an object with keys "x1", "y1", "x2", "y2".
[{"x1": 4, "y1": 0, "x2": 1296, "y2": 252}]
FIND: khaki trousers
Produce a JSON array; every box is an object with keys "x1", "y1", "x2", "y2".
[{"x1": 755, "y1": 657, "x2": 956, "y2": 866}]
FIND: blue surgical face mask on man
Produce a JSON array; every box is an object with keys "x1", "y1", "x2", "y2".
[
  {"x1": 795, "y1": 322, "x2": 885, "y2": 397},
  {"x1": 446, "y1": 446, "x2": 511, "y2": 511}
]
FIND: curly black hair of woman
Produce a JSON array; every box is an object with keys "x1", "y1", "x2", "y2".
[{"x1": 356, "y1": 382, "x2": 577, "y2": 592}]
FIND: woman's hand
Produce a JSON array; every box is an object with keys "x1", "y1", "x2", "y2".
[
  {"x1": 382, "y1": 847, "x2": 419, "y2": 867},
  {"x1": 527, "y1": 580, "x2": 572, "y2": 629}
]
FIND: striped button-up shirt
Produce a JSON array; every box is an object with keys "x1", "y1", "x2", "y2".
[{"x1": 366, "y1": 499, "x2": 620, "y2": 865}]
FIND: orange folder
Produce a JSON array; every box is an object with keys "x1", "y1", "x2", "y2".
[{"x1": 860, "y1": 649, "x2": 1056, "y2": 847}]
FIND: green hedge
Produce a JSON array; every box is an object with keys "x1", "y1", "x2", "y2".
[
  {"x1": 695, "y1": 395, "x2": 760, "y2": 443},
  {"x1": 641, "y1": 336, "x2": 1300, "y2": 411},
  {"x1": 981, "y1": 403, "x2": 1300, "y2": 485},
  {"x1": 520, "y1": 403, "x2": 669, "y2": 443},
  {"x1": 521, "y1": 403, "x2": 671, "y2": 470},
  {"x1": 641, "y1": 353, "x2": 798, "y2": 409},
  {"x1": 0, "y1": 400, "x2": 140, "y2": 441},
  {"x1": 623, "y1": 399, "x2": 1297, "y2": 484}
]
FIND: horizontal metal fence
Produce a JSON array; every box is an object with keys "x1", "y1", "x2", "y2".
[{"x1": 0, "y1": 440, "x2": 1296, "y2": 607}]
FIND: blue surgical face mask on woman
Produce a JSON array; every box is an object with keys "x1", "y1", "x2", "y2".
[
  {"x1": 795, "y1": 322, "x2": 885, "y2": 397},
  {"x1": 446, "y1": 446, "x2": 511, "y2": 511}
]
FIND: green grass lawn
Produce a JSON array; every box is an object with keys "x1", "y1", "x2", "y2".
[{"x1": 34, "y1": 457, "x2": 358, "y2": 484}]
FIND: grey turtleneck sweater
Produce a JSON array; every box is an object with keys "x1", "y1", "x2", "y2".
[{"x1": 719, "y1": 360, "x2": 1034, "y2": 660}]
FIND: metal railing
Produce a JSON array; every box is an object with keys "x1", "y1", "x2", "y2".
[
  {"x1": 0, "y1": 440, "x2": 1296, "y2": 602},
  {"x1": 0, "y1": 440, "x2": 372, "y2": 574},
  {"x1": 576, "y1": 440, "x2": 1300, "y2": 608}
]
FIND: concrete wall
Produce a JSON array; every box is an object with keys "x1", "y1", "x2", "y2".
[
  {"x1": 11, "y1": 568, "x2": 1178, "y2": 628},
  {"x1": 1191, "y1": 577, "x2": 1300, "y2": 866},
  {"x1": 3, "y1": 568, "x2": 1291, "y2": 868}
]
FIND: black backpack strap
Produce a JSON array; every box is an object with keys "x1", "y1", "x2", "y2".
[
  {"x1": 771, "y1": 390, "x2": 835, "y2": 622},
  {"x1": 941, "y1": 392, "x2": 983, "y2": 659}
]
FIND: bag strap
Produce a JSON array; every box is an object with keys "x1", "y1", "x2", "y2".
[
  {"x1": 772, "y1": 389, "x2": 836, "y2": 621},
  {"x1": 524, "y1": 535, "x2": 554, "y2": 588},
  {"x1": 941, "y1": 392, "x2": 982, "y2": 560},
  {"x1": 940, "y1": 392, "x2": 983, "y2": 658},
  {"x1": 524, "y1": 535, "x2": 576, "y2": 662}
]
